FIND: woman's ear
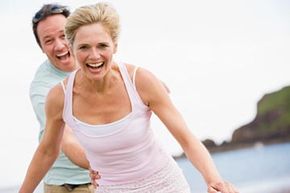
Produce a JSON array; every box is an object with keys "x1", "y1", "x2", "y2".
[
  {"x1": 69, "y1": 44, "x2": 75, "y2": 57},
  {"x1": 113, "y1": 43, "x2": 118, "y2": 54}
]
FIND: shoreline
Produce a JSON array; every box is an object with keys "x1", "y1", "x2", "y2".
[
  {"x1": 207, "y1": 138, "x2": 290, "y2": 153},
  {"x1": 174, "y1": 139, "x2": 290, "y2": 159}
]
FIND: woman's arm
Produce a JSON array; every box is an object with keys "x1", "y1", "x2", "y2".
[
  {"x1": 135, "y1": 67, "x2": 238, "y2": 193},
  {"x1": 19, "y1": 85, "x2": 65, "y2": 193}
]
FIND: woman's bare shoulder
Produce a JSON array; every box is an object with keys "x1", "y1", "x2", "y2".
[
  {"x1": 123, "y1": 63, "x2": 153, "y2": 81},
  {"x1": 46, "y1": 83, "x2": 65, "y2": 110}
]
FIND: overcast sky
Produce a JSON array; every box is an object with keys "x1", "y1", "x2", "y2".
[{"x1": 0, "y1": 0, "x2": 290, "y2": 187}]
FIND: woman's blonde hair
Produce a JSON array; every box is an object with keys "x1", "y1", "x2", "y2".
[{"x1": 65, "y1": 2, "x2": 120, "y2": 45}]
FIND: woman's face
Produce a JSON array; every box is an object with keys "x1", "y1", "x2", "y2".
[{"x1": 72, "y1": 23, "x2": 117, "y2": 80}]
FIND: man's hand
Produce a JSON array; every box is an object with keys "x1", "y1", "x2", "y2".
[{"x1": 89, "y1": 168, "x2": 101, "y2": 188}]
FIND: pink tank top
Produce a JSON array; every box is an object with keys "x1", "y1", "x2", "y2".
[{"x1": 62, "y1": 62, "x2": 169, "y2": 185}]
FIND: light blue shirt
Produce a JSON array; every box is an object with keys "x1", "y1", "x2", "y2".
[{"x1": 29, "y1": 60, "x2": 90, "y2": 185}]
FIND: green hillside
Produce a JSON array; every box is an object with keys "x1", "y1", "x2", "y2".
[{"x1": 232, "y1": 85, "x2": 290, "y2": 143}]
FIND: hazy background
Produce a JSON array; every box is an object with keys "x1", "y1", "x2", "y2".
[{"x1": 0, "y1": 0, "x2": 289, "y2": 188}]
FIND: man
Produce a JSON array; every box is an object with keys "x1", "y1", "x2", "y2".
[{"x1": 30, "y1": 4, "x2": 96, "y2": 192}]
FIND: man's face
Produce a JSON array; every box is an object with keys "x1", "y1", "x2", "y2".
[{"x1": 37, "y1": 14, "x2": 75, "y2": 72}]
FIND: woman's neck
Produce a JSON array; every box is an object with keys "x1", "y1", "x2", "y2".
[{"x1": 77, "y1": 68, "x2": 118, "y2": 94}]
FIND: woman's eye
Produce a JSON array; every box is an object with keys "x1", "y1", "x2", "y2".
[
  {"x1": 79, "y1": 45, "x2": 88, "y2": 50},
  {"x1": 98, "y1": 43, "x2": 108, "y2": 49}
]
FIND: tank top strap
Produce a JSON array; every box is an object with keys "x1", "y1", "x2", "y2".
[
  {"x1": 62, "y1": 70, "x2": 78, "y2": 128},
  {"x1": 118, "y1": 62, "x2": 146, "y2": 111},
  {"x1": 60, "y1": 81, "x2": 66, "y2": 93},
  {"x1": 132, "y1": 66, "x2": 139, "y2": 86}
]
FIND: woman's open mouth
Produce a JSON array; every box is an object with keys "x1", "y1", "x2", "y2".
[{"x1": 87, "y1": 62, "x2": 104, "y2": 68}]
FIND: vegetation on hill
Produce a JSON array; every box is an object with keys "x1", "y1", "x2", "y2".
[{"x1": 202, "y1": 85, "x2": 290, "y2": 153}]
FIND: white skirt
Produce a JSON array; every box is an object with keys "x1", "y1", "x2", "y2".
[{"x1": 95, "y1": 158, "x2": 191, "y2": 193}]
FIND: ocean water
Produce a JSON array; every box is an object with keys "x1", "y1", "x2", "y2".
[
  {"x1": 176, "y1": 142, "x2": 290, "y2": 193},
  {"x1": 3, "y1": 142, "x2": 290, "y2": 193}
]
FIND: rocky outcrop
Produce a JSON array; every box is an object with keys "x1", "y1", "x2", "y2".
[
  {"x1": 231, "y1": 85, "x2": 290, "y2": 144},
  {"x1": 202, "y1": 85, "x2": 290, "y2": 152}
]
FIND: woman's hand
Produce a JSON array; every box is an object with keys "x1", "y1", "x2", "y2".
[
  {"x1": 89, "y1": 168, "x2": 101, "y2": 189},
  {"x1": 208, "y1": 180, "x2": 239, "y2": 193}
]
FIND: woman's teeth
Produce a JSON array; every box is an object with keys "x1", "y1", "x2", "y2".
[{"x1": 87, "y1": 62, "x2": 103, "y2": 68}]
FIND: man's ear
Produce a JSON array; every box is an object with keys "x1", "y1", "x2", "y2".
[{"x1": 40, "y1": 45, "x2": 45, "y2": 53}]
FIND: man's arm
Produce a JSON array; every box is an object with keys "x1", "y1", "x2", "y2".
[
  {"x1": 61, "y1": 125, "x2": 90, "y2": 169},
  {"x1": 62, "y1": 126, "x2": 101, "y2": 187}
]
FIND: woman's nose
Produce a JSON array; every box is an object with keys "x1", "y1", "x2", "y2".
[{"x1": 89, "y1": 48, "x2": 101, "y2": 59}]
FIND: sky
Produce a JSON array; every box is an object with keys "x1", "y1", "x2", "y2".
[{"x1": 0, "y1": 0, "x2": 290, "y2": 188}]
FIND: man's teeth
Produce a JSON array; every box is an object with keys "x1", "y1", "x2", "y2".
[
  {"x1": 57, "y1": 51, "x2": 69, "y2": 57},
  {"x1": 56, "y1": 51, "x2": 70, "y2": 60},
  {"x1": 88, "y1": 63, "x2": 103, "y2": 68}
]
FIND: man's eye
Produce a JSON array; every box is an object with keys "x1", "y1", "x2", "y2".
[{"x1": 45, "y1": 40, "x2": 53, "y2": 45}]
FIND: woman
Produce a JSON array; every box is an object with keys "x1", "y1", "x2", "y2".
[{"x1": 19, "y1": 2, "x2": 238, "y2": 193}]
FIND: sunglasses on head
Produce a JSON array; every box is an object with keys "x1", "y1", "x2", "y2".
[{"x1": 33, "y1": 5, "x2": 67, "y2": 24}]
